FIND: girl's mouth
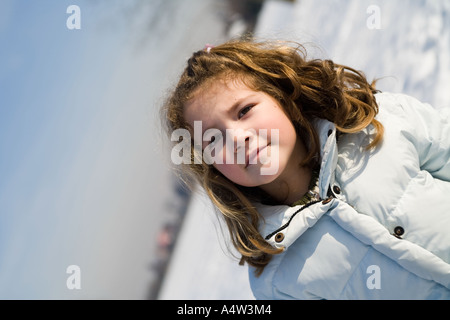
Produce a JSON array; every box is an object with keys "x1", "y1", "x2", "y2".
[{"x1": 245, "y1": 144, "x2": 269, "y2": 168}]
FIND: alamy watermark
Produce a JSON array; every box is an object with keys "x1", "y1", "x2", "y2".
[
  {"x1": 66, "y1": 265, "x2": 81, "y2": 290},
  {"x1": 66, "y1": 5, "x2": 81, "y2": 30},
  {"x1": 171, "y1": 121, "x2": 280, "y2": 175},
  {"x1": 367, "y1": 5, "x2": 381, "y2": 30},
  {"x1": 66, "y1": 4, "x2": 381, "y2": 31},
  {"x1": 366, "y1": 264, "x2": 381, "y2": 289}
]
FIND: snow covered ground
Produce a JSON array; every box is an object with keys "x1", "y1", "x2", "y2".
[{"x1": 158, "y1": 0, "x2": 450, "y2": 300}]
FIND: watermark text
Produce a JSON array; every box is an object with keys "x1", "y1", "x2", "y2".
[{"x1": 171, "y1": 121, "x2": 279, "y2": 175}]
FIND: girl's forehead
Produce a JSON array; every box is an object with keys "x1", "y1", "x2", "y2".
[
  {"x1": 184, "y1": 78, "x2": 252, "y2": 121},
  {"x1": 183, "y1": 81, "x2": 227, "y2": 125}
]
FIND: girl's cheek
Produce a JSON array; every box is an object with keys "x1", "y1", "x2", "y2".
[
  {"x1": 217, "y1": 143, "x2": 237, "y2": 166},
  {"x1": 211, "y1": 146, "x2": 245, "y2": 183},
  {"x1": 214, "y1": 163, "x2": 240, "y2": 182},
  {"x1": 203, "y1": 143, "x2": 228, "y2": 166}
]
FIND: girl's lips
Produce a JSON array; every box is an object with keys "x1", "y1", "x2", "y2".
[{"x1": 245, "y1": 144, "x2": 269, "y2": 168}]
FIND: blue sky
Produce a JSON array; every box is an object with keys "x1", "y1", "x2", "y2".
[
  {"x1": 0, "y1": 0, "x2": 176, "y2": 298},
  {"x1": 0, "y1": 0, "x2": 116, "y2": 196},
  {"x1": 0, "y1": 0, "x2": 125, "y2": 298}
]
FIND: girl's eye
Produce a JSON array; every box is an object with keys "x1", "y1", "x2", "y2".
[{"x1": 238, "y1": 105, "x2": 254, "y2": 119}]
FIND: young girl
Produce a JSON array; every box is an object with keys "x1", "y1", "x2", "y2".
[{"x1": 162, "y1": 39, "x2": 450, "y2": 299}]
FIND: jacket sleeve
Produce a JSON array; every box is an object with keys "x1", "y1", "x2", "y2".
[{"x1": 393, "y1": 93, "x2": 450, "y2": 181}]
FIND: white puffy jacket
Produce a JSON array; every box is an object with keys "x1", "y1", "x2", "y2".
[{"x1": 249, "y1": 92, "x2": 450, "y2": 299}]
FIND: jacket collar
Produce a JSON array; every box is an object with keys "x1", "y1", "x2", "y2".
[
  {"x1": 316, "y1": 118, "x2": 339, "y2": 199},
  {"x1": 256, "y1": 119, "x2": 338, "y2": 249}
]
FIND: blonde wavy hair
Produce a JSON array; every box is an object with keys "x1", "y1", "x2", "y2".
[{"x1": 161, "y1": 39, "x2": 383, "y2": 275}]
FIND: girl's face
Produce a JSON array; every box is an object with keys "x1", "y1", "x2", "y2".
[{"x1": 183, "y1": 78, "x2": 307, "y2": 188}]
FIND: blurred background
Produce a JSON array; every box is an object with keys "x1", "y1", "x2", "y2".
[{"x1": 0, "y1": 0, "x2": 449, "y2": 299}]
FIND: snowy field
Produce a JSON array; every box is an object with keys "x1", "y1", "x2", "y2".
[{"x1": 158, "y1": 0, "x2": 450, "y2": 300}]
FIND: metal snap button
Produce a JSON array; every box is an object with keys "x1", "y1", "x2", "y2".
[
  {"x1": 393, "y1": 226, "x2": 405, "y2": 238},
  {"x1": 332, "y1": 185, "x2": 341, "y2": 194}
]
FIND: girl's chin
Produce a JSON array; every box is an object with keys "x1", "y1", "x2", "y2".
[
  {"x1": 233, "y1": 172, "x2": 281, "y2": 188},
  {"x1": 215, "y1": 162, "x2": 284, "y2": 187}
]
